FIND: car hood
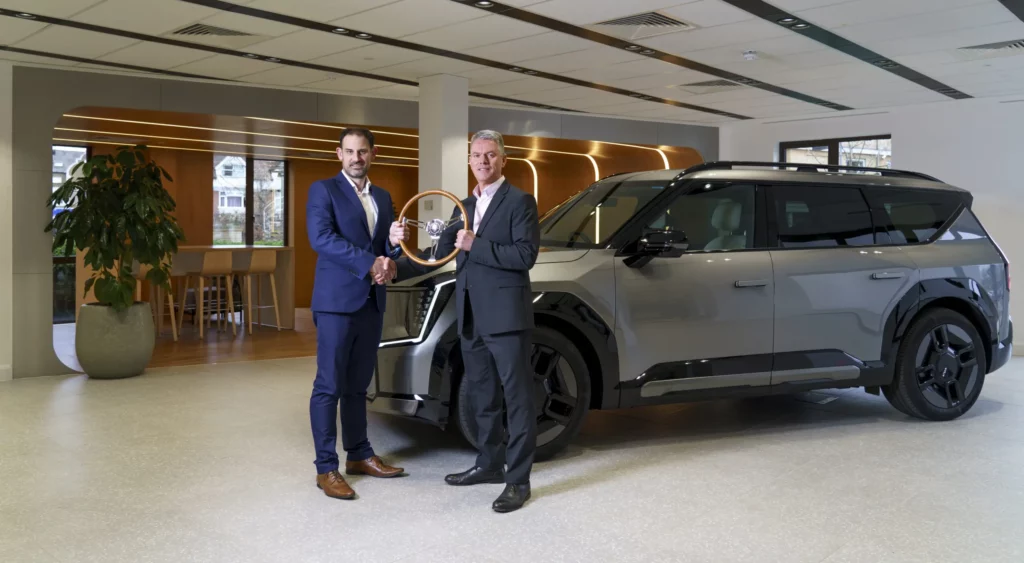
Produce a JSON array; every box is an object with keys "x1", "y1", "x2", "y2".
[{"x1": 535, "y1": 246, "x2": 590, "y2": 264}]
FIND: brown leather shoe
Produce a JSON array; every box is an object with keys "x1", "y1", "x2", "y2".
[
  {"x1": 345, "y1": 455, "x2": 404, "y2": 478},
  {"x1": 316, "y1": 470, "x2": 355, "y2": 499}
]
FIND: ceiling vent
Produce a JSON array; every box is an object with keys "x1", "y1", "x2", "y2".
[
  {"x1": 674, "y1": 79, "x2": 743, "y2": 95},
  {"x1": 955, "y1": 38, "x2": 1024, "y2": 61},
  {"x1": 164, "y1": 23, "x2": 267, "y2": 49},
  {"x1": 585, "y1": 11, "x2": 696, "y2": 41}
]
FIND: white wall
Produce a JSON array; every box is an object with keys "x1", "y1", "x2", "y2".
[{"x1": 721, "y1": 97, "x2": 1024, "y2": 332}]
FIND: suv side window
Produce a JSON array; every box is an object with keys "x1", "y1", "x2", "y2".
[
  {"x1": 772, "y1": 184, "x2": 874, "y2": 248},
  {"x1": 646, "y1": 184, "x2": 756, "y2": 251},
  {"x1": 864, "y1": 188, "x2": 963, "y2": 244}
]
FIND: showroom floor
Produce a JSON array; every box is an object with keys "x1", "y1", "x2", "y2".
[{"x1": 2, "y1": 357, "x2": 1022, "y2": 563}]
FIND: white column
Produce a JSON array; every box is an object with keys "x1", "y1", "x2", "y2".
[
  {"x1": 417, "y1": 74, "x2": 469, "y2": 248},
  {"x1": 0, "y1": 62, "x2": 13, "y2": 381}
]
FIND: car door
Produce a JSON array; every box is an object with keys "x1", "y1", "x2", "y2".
[
  {"x1": 767, "y1": 183, "x2": 919, "y2": 385},
  {"x1": 613, "y1": 182, "x2": 776, "y2": 402}
]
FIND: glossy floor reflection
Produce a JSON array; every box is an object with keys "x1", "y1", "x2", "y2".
[{"x1": 2, "y1": 357, "x2": 1023, "y2": 562}]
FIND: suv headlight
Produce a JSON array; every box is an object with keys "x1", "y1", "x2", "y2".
[{"x1": 380, "y1": 279, "x2": 455, "y2": 346}]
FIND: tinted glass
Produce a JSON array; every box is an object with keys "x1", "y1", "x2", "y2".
[
  {"x1": 647, "y1": 184, "x2": 756, "y2": 251},
  {"x1": 773, "y1": 185, "x2": 874, "y2": 248},
  {"x1": 866, "y1": 188, "x2": 962, "y2": 244},
  {"x1": 539, "y1": 180, "x2": 666, "y2": 248}
]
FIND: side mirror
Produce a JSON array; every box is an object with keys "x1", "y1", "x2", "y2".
[
  {"x1": 638, "y1": 228, "x2": 688, "y2": 256},
  {"x1": 625, "y1": 228, "x2": 688, "y2": 268}
]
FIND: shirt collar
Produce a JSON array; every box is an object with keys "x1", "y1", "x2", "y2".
[
  {"x1": 341, "y1": 170, "x2": 371, "y2": 195},
  {"x1": 474, "y1": 176, "x2": 504, "y2": 199}
]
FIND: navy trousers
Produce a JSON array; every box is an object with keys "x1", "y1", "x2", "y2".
[{"x1": 310, "y1": 300, "x2": 382, "y2": 474}]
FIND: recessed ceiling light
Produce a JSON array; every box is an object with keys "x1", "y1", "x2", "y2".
[
  {"x1": 243, "y1": 53, "x2": 259, "y2": 58},
  {"x1": 331, "y1": 28, "x2": 349, "y2": 34},
  {"x1": 266, "y1": 58, "x2": 280, "y2": 62},
  {"x1": 356, "y1": 33, "x2": 372, "y2": 39},
  {"x1": 524, "y1": 70, "x2": 537, "y2": 75},
  {"x1": 15, "y1": 12, "x2": 36, "y2": 19},
  {"x1": 640, "y1": 49, "x2": 655, "y2": 55},
  {"x1": 777, "y1": 17, "x2": 796, "y2": 25},
  {"x1": 625, "y1": 45, "x2": 642, "y2": 51},
  {"x1": 509, "y1": 66, "x2": 522, "y2": 72},
  {"x1": 792, "y1": 22, "x2": 810, "y2": 29},
  {"x1": 475, "y1": 1, "x2": 494, "y2": 7}
]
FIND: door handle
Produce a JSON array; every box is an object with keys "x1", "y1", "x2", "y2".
[
  {"x1": 735, "y1": 279, "x2": 768, "y2": 288},
  {"x1": 871, "y1": 272, "x2": 905, "y2": 280}
]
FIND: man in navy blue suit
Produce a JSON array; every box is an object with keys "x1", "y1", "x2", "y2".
[{"x1": 306, "y1": 127, "x2": 408, "y2": 500}]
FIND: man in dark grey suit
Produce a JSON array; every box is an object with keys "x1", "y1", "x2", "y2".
[{"x1": 396, "y1": 130, "x2": 540, "y2": 512}]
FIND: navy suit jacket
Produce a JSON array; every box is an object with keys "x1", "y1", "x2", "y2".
[{"x1": 306, "y1": 172, "x2": 401, "y2": 314}]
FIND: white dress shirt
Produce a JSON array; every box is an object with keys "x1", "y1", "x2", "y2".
[
  {"x1": 473, "y1": 175, "x2": 504, "y2": 230},
  {"x1": 342, "y1": 170, "x2": 377, "y2": 234}
]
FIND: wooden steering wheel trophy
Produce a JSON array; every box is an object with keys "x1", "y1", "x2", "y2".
[{"x1": 398, "y1": 190, "x2": 469, "y2": 267}]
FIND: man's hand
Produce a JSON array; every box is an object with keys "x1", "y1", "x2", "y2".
[
  {"x1": 455, "y1": 229, "x2": 475, "y2": 252},
  {"x1": 370, "y1": 256, "x2": 396, "y2": 284},
  {"x1": 389, "y1": 220, "x2": 409, "y2": 246}
]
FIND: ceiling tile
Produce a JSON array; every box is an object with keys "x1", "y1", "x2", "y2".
[
  {"x1": 333, "y1": 0, "x2": 486, "y2": 38},
  {"x1": 796, "y1": 0, "x2": 989, "y2": 29},
  {"x1": 610, "y1": 70, "x2": 713, "y2": 90},
  {"x1": 71, "y1": 0, "x2": 217, "y2": 36},
  {"x1": 360, "y1": 83, "x2": 420, "y2": 99},
  {"x1": 768, "y1": 0, "x2": 857, "y2": 11},
  {"x1": 517, "y1": 46, "x2": 644, "y2": 73},
  {"x1": 526, "y1": 0, "x2": 699, "y2": 26},
  {"x1": 469, "y1": 32, "x2": 597, "y2": 62},
  {"x1": 401, "y1": 14, "x2": 549, "y2": 51},
  {"x1": 642, "y1": 19, "x2": 791, "y2": 54},
  {"x1": 0, "y1": 17, "x2": 46, "y2": 44},
  {"x1": 513, "y1": 85, "x2": 593, "y2": 103},
  {"x1": 563, "y1": 58, "x2": 682, "y2": 82},
  {"x1": 870, "y1": 21, "x2": 1024, "y2": 57},
  {"x1": 311, "y1": 44, "x2": 427, "y2": 72},
  {"x1": 243, "y1": 0, "x2": 404, "y2": 21},
  {"x1": 660, "y1": 0, "x2": 755, "y2": 28},
  {"x1": 368, "y1": 54, "x2": 483, "y2": 80},
  {"x1": 680, "y1": 34, "x2": 825, "y2": 66},
  {"x1": 461, "y1": 66, "x2": 524, "y2": 87},
  {"x1": 98, "y1": 42, "x2": 213, "y2": 70},
  {"x1": 0, "y1": 0, "x2": 105, "y2": 18},
  {"x1": 834, "y1": 3, "x2": 1015, "y2": 44},
  {"x1": 245, "y1": 30, "x2": 369, "y2": 61},
  {"x1": 168, "y1": 54, "x2": 281, "y2": 79},
  {"x1": 237, "y1": 65, "x2": 337, "y2": 86},
  {"x1": 13, "y1": 27, "x2": 139, "y2": 59},
  {"x1": 199, "y1": 10, "x2": 303, "y2": 37}
]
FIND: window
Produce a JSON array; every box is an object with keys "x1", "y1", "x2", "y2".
[
  {"x1": 212, "y1": 154, "x2": 288, "y2": 246},
  {"x1": 50, "y1": 145, "x2": 89, "y2": 324},
  {"x1": 780, "y1": 135, "x2": 891, "y2": 172},
  {"x1": 647, "y1": 184, "x2": 756, "y2": 251},
  {"x1": 773, "y1": 185, "x2": 874, "y2": 248},
  {"x1": 865, "y1": 188, "x2": 962, "y2": 244},
  {"x1": 539, "y1": 180, "x2": 666, "y2": 248}
]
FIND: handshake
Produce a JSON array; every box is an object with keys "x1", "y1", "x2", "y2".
[{"x1": 370, "y1": 256, "x2": 397, "y2": 285}]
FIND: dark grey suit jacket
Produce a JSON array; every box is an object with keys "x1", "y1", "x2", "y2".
[{"x1": 411, "y1": 180, "x2": 540, "y2": 336}]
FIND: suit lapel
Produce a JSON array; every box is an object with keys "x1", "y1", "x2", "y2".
[
  {"x1": 475, "y1": 182, "x2": 509, "y2": 236},
  {"x1": 335, "y1": 172, "x2": 370, "y2": 237}
]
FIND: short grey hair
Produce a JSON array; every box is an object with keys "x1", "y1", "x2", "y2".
[{"x1": 470, "y1": 129, "x2": 506, "y2": 156}]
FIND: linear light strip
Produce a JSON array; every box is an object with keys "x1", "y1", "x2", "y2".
[
  {"x1": 51, "y1": 138, "x2": 419, "y2": 168},
  {"x1": 61, "y1": 114, "x2": 418, "y2": 151},
  {"x1": 53, "y1": 127, "x2": 419, "y2": 160},
  {"x1": 510, "y1": 158, "x2": 539, "y2": 200}
]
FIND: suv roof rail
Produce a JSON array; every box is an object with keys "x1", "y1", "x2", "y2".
[{"x1": 679, "y1": 161, "x2": 941, "y2": 183}]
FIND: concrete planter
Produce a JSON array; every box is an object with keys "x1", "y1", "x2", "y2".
[{"x1": 75, "y1": 302, "x2": 155, "y2": 379}]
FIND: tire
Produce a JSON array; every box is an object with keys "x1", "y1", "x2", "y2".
[
  {"x1": 454, "y1": 326, "x2": 592, "y2": 462},
  {"x1": 884, "y1": 308, "x2": 986, "y2": 421}
]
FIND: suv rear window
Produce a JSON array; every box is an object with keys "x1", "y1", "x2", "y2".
[
  {"x1": 772, "y1": 185, "x2": 874, "y2": 248},
  {"x1": 864, "y1": 188, "x2": 962, "y2": 244}
]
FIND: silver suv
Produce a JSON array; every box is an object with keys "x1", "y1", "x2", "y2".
[{"x1": 373, "y1": 161, "x2": 1013, "y2": 460}]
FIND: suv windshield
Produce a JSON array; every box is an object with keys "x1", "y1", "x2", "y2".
[{"x1": 539, "y1": 179, "x2": 667, "y2": 248}]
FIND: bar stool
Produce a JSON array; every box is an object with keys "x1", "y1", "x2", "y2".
[
  {"x1": 132, "y1": 261, "x2": 179, "y2": 342},
  {"x1": 178, "y1": 250, "x2": 236, "y2": 339},
  {"x1": 236, "y1": 249, "x2": 281, "y2": 334}
]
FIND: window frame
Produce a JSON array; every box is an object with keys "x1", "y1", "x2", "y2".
[
  {"x1": 862, "y1": 186, "x2": 968, "y2": 247},
  {"x1": 612, "y1": 180, "x2": 770, "y2": 255},
  {"x1": 779, "y1": 134, "x2": 891, "y2": 168},
  {"x1": 213, "y1": 155, "x2": 289, "y2": 247}
]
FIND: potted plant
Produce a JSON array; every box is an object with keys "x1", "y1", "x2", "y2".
[{"x1": 45, "y1": 144, "x2": 185, "y2": 379}]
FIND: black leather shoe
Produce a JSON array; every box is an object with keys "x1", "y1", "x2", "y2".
[
  {"x1": 444, "y1": 466, "x2": 504, "y2": 486},
  {"x1": 492, "y1": 483, "x2": 531, "y2": 513}
]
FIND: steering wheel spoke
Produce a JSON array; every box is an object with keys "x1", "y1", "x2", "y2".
[{"x1": 397, "y1": 190, "x2": 468, "y2": 267}]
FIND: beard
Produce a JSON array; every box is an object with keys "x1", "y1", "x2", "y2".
[{"x1": 345, "y1": 163, "x2": 367, "y2": 178}]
